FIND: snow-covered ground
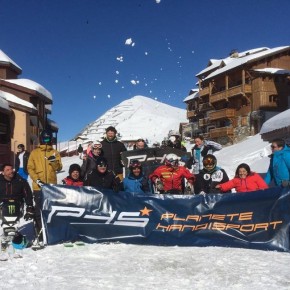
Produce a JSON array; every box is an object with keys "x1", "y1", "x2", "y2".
[{"x1": 1, "y1": 134, "x2": 290, "y2": 290}]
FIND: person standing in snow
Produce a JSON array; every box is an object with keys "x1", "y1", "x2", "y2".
[
  {"x1": 194, "y1": 154, "x2": 229, "y2": 195},
  {"x1": 264, "y1": 139, "x2": 290, "y2": 187},
  {"x1": 187, "y1": 135, "x2": 222, "y2": 174},
  {"x1": 81, "y1": 141, "x2": 103, "y2": 180},
  {"x1": 216, "y1": 163, "x2": 268, "y2": 193},
  {"x1": 133, "y1": 138, "x2": 147, "y2": 150},
  {"x1": 122, "y1": 159, "x2": 150, "y2": 195},
  {"x1": 101, "y1": 126, "x2": 127, "y2": 181},
  {"x1": 62, "y1": 163, "x2": 83, "y2": 186},
  {"x1": 27, "y1": 130, "x2": 62, "y2": 241},
  {"x1": 15, "y1": 144, "x2": 30, "y2": 180},
  {"x1": 77, "y1": 144, "x2": 84, "y2": 159}
]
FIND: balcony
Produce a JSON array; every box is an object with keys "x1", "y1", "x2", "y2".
[
  {"x1": 187, "y1": 110, "x2": 196, "y2": 119},
  {"x1": 209, "y1": 126, "x2": 234, "y2": 138},
  {"x1": 209, "y1": 108, "x2": 236, "y2": 121},
  {"x1": 198, "y1": 118, "x2": 210, "y2": 127},
  {"x1": 210, "y1": 84, "x2": 252, "y2": 103},
  {"x1": 199, "y1": 87, "x2": 210, "y2": 97},
  {"x1": 198, "y1": 102, "x2": 213, "y2": 112},
  {"x1": 210, "y1": 91, "x2": 227, "y2": 103}
]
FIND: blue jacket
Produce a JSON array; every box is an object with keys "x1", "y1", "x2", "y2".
[
  {"x1": 264, "y1": 145, "x2": 290, "y2": 186},
  {"x1": 123, "y1": 173, "x2": 150, "y2": 195}
]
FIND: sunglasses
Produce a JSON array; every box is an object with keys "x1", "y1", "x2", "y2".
[
  {"x1": 137, "y1": 139, "x2": 145, "y2": 142},
  {"x1": 97, "y1": 164, "x2": 107, "y2": 168}
]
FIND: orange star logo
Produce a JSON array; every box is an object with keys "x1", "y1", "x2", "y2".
[{"x1": 140, "y1": 206, "x2": 153, "y2": 216}]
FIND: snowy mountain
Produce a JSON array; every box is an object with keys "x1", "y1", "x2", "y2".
[{"x1": 60, "y1": 95, "x2": 186, "y2": 151}]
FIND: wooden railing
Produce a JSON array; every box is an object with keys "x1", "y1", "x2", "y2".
[
  {"x1": 198, "y1": 102, "x2": 213, "y2": 111},
  {"x1": 210, "y1": 84, "x2": 252, "y2": 103},
  {"x1": 209, "y1": 108, "x2": 235, "y2": 121},
  {"x1": 198, "y1": 118, "x2": 210, "y2": 127},
  {"x1": 209, "y1": 127, "x2": 234, "y2": 138},
  {"x1": 199, "y1": 87, "x2": 210, "y2": 97},
  {"x1": 187, "y1": 110, "x2": 196, "y2": 119}
]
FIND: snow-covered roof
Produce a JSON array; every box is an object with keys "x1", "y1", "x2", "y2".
[
  {"x1": 0, "y1": 90, "x2": 36, "y2": 110},
  {"x1": 47, "y1": 118, "x2": 59, "y2": 130},
  {"x1": 203, "y1": 46, "x2": 290, "y2": 81},
  {"x1": 183, "y1": 91, "x2": 199, "y2": 102},
  {"x1": 0, "y1": 94, "x2": 11, "y2": 112},
  {"x1": 0, "y1": 49, "x2": 22, "y2": 71},
  {"x1": 196, "y1": 48, "x2": 270, "y2": 77},
  {"x1": 253, "y1": 68, "x2": 290, "y2": 75},
  {"x1": 4, "y1": 78, "x2": 52, "y2": 100},
  {"x1": 260, "y1": 109, "x2": 290, "y2": 134}
]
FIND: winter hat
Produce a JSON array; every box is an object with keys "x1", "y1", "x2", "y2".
[
  {"x1": 105, "y1": 126, "x2": 117, "y2": 133},
  {"x1": 69, "y1": 163, "x2": 81, "y2": 175},
  {"x1": 17, "y1": 144, "x2": 25, "y2": 150},
  {"x1": 96, "y1": 157, "x2": 108, "y2": 167}
]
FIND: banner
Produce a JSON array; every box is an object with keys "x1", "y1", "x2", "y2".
[
  {"x1": 41, "y1": 185, "x2": 290, "y2": 252},
  {"x1": 121, "y1": 147, "x2": 191, "y2": 177}
]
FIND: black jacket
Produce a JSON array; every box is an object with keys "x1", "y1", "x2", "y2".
[
  {"x1": 194, "y1": 167, "x2": 229, "y2": 194},
  {"x1": 0, "y1": 173, "x2": 33, "y2": 207},
  {"x1": 101, "y1": 138, "x2": 127, "y2": 174},
  {"x1": 15, "y1": 151, "x2": 30, "y2": 174},
  {"x1": 81, "y1": 152, "x2": 103, "y2": 180},
  {"x1": 84, "y1": 169, "x2": 121, "y2": 192}
]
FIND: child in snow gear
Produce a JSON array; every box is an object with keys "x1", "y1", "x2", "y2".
[{"x1": 62, "y1": 163, "x2": 84, "y2": 186}]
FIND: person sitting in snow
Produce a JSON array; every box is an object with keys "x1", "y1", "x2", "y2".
[
  {"x1": 122, "y1": 159, "x2": 150, "y2": 195},
  {"x1": 216, "y1": 163, "x2": 268, "y2": 193},
  {"x1": 84, "y1": 157, "x2": 121, "y2": 192},
  {"x1": 194, "y1": 154, "x2": 229, "y2": 195},
  {"x1": 149, "y1": 153, "x2": 195, "y2": 194},
  {"x1": 62, "y1": 163, "x2": 83, "y2": 186}
]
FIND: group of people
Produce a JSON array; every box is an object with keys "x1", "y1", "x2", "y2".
[{"x1": 1, "y1": 125, "x2": 290, "y2": 246}]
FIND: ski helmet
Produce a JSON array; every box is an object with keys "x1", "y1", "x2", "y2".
[
  {"x1": 203, "y1": 154, "x2": 217, "y2": 171},
  {"x1": 165, "y1": 153, "x2": 179, "y2": 166},
  {"x1": 12, "y1": 232, "x2": 28, "y2": 250},
  {"x1": 40, "y1": 130, "x2": 53, "y2": 145},
  {"x1": 129, "y1": 159, "x2": 142, "y2": 171}
]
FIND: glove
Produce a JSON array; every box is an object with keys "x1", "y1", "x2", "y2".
[
  {"x1": 281, "y1": 180, "x2": 290, "y2": 187},
  {"x1": 185, "y1": 183, "x2": 194, "y2": 195},
  {"x1": 36, "y1": 179, "x2": 45, "y2": 187},
  {"x1": 155, "y1": 179, "x2": 164, "y2": 191},
  {"x1": 47, "y1": 155, "x2": 56, "y2": 162},
  {"x1": 24, "y1": 206, "x2": 35, "y2": 221},
  {"x1": 199, "y1": 191, "x2": 206, "y2": 196}
]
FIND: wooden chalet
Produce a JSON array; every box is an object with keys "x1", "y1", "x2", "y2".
[
  {"x1": 184, "y1": 46, "x2": 290, "y2": 144},
  {"x1": 0, "y1": 50, "x2": 58, "y2": 166}
]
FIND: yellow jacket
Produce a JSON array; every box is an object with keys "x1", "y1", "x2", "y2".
[{"x1": 27, "y1": 145, "x2": 62, "y2": 191}]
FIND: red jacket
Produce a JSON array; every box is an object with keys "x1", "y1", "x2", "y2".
[
  {"x1": 150, "y1": 165, "x2": 195, "y2": 191},
  {"x1": 219, "y1": 172, "x2": 268, "y2": 193},
  {"x1": 62, "y1": 176, "x2": 84, "y2": 187}
]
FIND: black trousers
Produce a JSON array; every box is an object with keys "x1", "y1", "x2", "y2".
[{"x1": 33, "y1": 190, "x2": 43, "y2": 241}]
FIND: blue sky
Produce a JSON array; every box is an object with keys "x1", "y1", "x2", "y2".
[{"x1": 1, "y1": 0, "x2": 290, "y2": 141}]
